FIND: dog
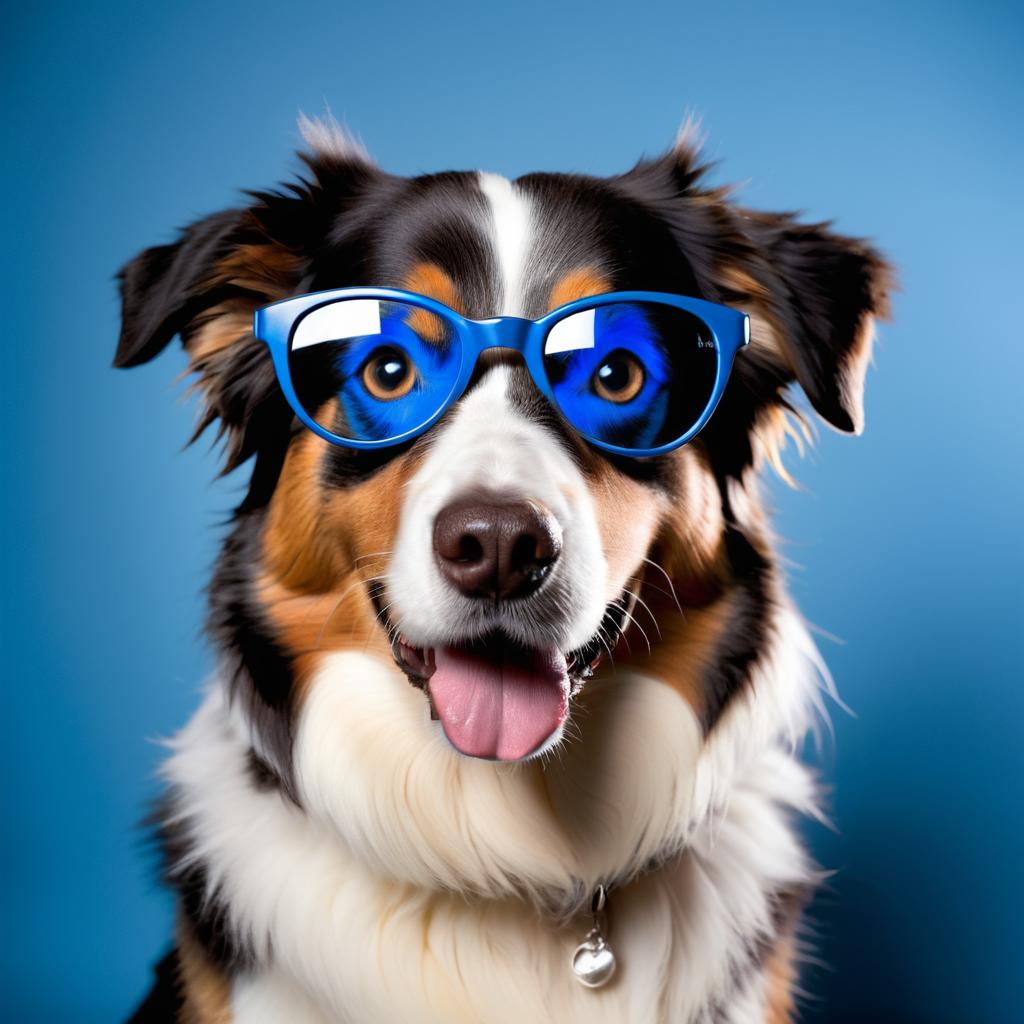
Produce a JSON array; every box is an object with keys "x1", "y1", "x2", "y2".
[{"x1": 118, "y1": 116, "x2": 892, "y2": 1023}]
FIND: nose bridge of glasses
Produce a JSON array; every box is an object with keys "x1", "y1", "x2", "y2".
[{"x1": 469, "y1": 316, "x2": 534, "y2": 353}]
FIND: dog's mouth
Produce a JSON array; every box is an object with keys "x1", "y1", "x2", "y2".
[
  {"x1": 378, "y1": 594, "x2": 631, "y2": 762},
  {"x1": 399, "y1": 635, "x2": 568, "y2": 760}
]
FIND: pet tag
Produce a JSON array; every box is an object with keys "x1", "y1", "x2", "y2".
[{"x1": 571, "y1": 884, "x2": 617, "y2": 988}]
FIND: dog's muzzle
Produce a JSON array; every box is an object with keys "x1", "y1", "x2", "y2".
[{"x1": 379, "y1": 491, "x2": 631, "y2": 763}]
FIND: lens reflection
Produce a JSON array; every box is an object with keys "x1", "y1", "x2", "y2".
[
  {"x1": 543, "y1": 302, "x2": 719, "y2": 450},
  {"x1": 288, "y1": 299, "x2": 462, "y2": 442}
]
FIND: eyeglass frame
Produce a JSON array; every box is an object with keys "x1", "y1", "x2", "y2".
[{"x1": 253, "y1": 287, "x2": 750, "y2": 458}]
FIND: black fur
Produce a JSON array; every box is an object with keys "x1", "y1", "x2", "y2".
[
  {"x1": 116, "y1": 136, "x2": 891, "y2": 1015},
  {"x1": 125, "y1": 949, "x2": 183, "y2": 1023},
  {"x1": 115, "y1": 209, "x2": 250, "y2": 368},
  {"x1": 207, "y1": 510, "x2": 300, "y2": 797},
  {"x1": 741, "y1": 210, "x2": 893, "y2": 432},
  {"x1": 130, "y1": 792, "x2": 255, "y2": 1015},
  {"x1": 157, "y1": 799, "x2": 255, "y2": 973},
  {"x1": 614, "y1": 148, "x2": 893, "y2": 433},
  {"x1": 699, "y1": 525, "x2": 775, "y2": 733},
  {"x1": 247, "y1": 747, "x2": 285, "y2": 793}
]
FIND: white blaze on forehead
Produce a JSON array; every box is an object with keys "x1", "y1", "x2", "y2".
[{"x1": 478, "y1": 171, "x2": 532, "y2": 316}]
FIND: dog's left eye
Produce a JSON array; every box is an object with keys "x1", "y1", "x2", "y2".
[
  {"x1": 592, "y1": 350, "x2": 645, "y2": 403},
  {"x1": 361, "y1": 347, "x2": 417, "y2": 401}
]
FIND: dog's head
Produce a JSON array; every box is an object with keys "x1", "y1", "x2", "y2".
[{"x1": 118, "y1": 118, "x2": 892, "y2": 894}]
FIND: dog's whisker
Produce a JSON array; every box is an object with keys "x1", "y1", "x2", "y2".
[
  {"x1": 279, "y1": 552, "x2": 304, "y2": 585},
  {"x1": 594, "y1": 624, "x2": 617, "y2": 667},
  {"x1": 623, "y1": 574, "x2": 658, "y2": 604},
  {"x1": 315, "y1": 590, "x2": 358, "y2": 651},
  {"x1": 618, "y1": 602, "x2": 651, "y2": 651},
  {"x1": 625, "y1": 590, "x2": 662, "y2": 641},
  {"x1": 613, "y1": 600, "x2": 653, "y2": 654},
  {"x1": 624, "y1": 574, "x2": 680, "y2": 608},
  {"x1": 315, "y1": 572, "x2": 389, "y2": 650},
  {"x1": 640, "y1": 556, "x2": 683, "y2": 614},
  {"x1": 352, "y1": 550, "x2": 395, "y2": 567}
]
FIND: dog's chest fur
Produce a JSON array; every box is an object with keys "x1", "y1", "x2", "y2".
[{"x1": 162, "y1": 602, "x2": 820, "y2": 1024}]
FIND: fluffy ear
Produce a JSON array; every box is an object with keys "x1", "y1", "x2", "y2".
[
  {"x1": 737, "y1": 211, "x2": 894, "y2": 434},
  {"x1": 114, "y1": 209, "x2": 251, "y2": 369},
  {"x1": 113, "y1": 205, "x2": 305, "y2": 471},
  {"x1": 617, "y1": 135, "x2": 895, "y2": 435},
  {"x1": 113, "y1": 120, "x2": 380, "y2": 471}
]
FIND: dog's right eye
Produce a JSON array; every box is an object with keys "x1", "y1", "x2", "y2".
[
  {"x1": 360, "y1": 346, "x2": 417, "y2": 401},
  {"x1": 591, "y1": 349, "x2": 646, "y2": 404}
]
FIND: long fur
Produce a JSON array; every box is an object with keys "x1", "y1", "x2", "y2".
[{"x1": 119, "y1": 117, "x2": 893, "y2": 1023}]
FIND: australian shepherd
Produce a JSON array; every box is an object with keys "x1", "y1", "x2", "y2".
[{"x1": 118, "y1": 116, "x2": 893, "y2": 1023}]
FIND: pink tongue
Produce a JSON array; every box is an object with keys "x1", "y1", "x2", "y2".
[{"x1": 428, "y1": 641, "x2": 569, "y2": 761}]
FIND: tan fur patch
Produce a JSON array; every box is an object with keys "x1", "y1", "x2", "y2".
[
  {"x1": 600, "y1": 442, "x2": 739, "y2": 718},
  {"x1": 262, "y1": 418, "x2": 348, "y2": 592},
  {"x1": 752, "y1": 406, "x2": 812, "y2": 487},
  {"x1": 177, "y1": 300, "x2": 264, "y2": 464},
  {"x1": 718, "y1": 266, "x2": 786, "y2": 363},
  {"x1": 716, "y1": 265, "x2": 813, "y2": 486},
  {"x1": 585, "y1": 458, "x2": 664, "y2": 603},
  {"x1": 546, "y1": 267, "x2": 612, "y2": 312},
  {"x1": 657, "y1": 448, "x2": 727, "y2": 584},
  {"x1": 572, "y1": 439, "x2": 736, "y2": 723},
  {"x1": 621, "y1": 583, "x2": 732, "y2": 713},
  {"x1": 209, "y1": 242, "x2": 305, "y2": 297},
  {"x1": 403, "y1": 262, "x2": 463, "y2": 342},
  {"x1": 177, "y1": 920, "x2": 232, "y2": 1024},
  {"x1": 177, "y1": 242, "x2": 301, "y2": 463},
  {"x1": 186, "y1": 242, "x2": 300, "y2": 376},
  {"x1": 259, "y1": 425, "x2": 426, "y2": 689},
  {"x1": 187, "y1": 302, "x2": 253, "y2": 366},
  {"x1": 764, "y1": 936, "x2": 798, "y2": 1024},
  {"x1": 257, "y1": 568, "x2": 390, "y2": 691},
  {"x1": 718, "y1": 265, "x2": 770, "y2": 304}
]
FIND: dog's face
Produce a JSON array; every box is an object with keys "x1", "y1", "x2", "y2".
[{"x1": 118, "y1": 121, "x2": 891, "y2": 892}]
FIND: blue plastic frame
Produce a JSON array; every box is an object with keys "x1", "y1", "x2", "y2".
[{"x1": 253, "y1": 287, "x2": 749, "y2": 457}]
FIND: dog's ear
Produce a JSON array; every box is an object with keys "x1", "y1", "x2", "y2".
[
  {"x1": 114, "y1": 120, "x2": 380, "y2": 471},
  {"x1": 618, "y1": 136, "x2": 895, "y2": 435},
  {"x1": 735, "y1": 211, "x2": 894, "y2": 434},
  {"x1": 114, "y1": 209, "x2": 251, "y2": 370},
  {"x1": 113, "y1": 204, "x2": 306, "y2": 471}
]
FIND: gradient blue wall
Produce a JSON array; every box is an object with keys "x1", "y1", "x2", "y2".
[{"x1": 3, "y1": 2, "x2": 1021, "y2": 1020}]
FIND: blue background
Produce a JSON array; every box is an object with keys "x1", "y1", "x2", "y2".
[{"x1": 3, "y1": 2, "x2": 1022, "y2": 1021}]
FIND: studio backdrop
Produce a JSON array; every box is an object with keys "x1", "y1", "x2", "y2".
[{"x1": 2, "y1": 1, "x2": 1022, "y2": 1022}]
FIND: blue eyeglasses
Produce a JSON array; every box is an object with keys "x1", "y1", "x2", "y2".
[{"x1": 253, "y1": 287, "x2": 749, "y2": 458}]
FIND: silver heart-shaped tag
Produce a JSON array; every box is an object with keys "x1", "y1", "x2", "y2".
[{"x1": 571, "y1": 935, "x2": 617, "y2": 988}]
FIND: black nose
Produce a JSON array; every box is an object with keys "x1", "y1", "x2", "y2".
[{"x1": 433, "y1": 496, "x2": 563, "y2": 601}]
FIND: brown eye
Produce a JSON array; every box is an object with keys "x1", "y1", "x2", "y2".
[
  {"x1": 592, "y1": 350, "x2": 645, "y2": 403},
  {"x1": 361, "y1": 347, "x2": 416, "y2": 400}
]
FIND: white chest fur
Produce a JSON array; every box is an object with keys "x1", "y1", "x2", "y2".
[{"x1": 165, "y1": 611, "x2": 821, "y2": 1024}]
